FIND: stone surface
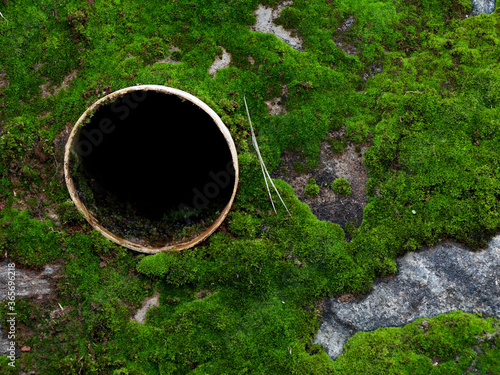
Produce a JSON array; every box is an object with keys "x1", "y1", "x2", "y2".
[
  {"x1": 132, "y1": 291, "x2": 160, "y2": 324},
  {"x1": 0, "y1": 325, "x2": 11, "y2": 356},
  {"x1": 471, "y1": 0, "x2": 496, "y2": 16},
  {"x1": 0, "y1": 260, "x2": 60, "y2": 301},
  {"x1": 264, "y1": 84, "x2": 289, "y2": 115},
  {"x1": 251, "y1": 1, "x2": 304, "y2": 51},
  {"x1": 334, "y1": 15, "x2": 357, "y2": 56},
  {"x1": 0, "y1": 260, "x2": 60, "y2": 355},
  {"x1": 314, "y1": 235, "x2": 500, "y2": 360},
  {"x1": 155, "y1": 46, "x2": 181, "y2": 64},
  {"x1": 208, "y1": 47, "x2": 232, "y2": 77}
]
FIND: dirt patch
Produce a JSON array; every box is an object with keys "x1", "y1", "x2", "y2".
[
  {"x1": 271, "y1": 132, "x2": 369, "y2": 230},
  {"x1": 156, "y1": 45, "x2": 182, "y2": 64},
  {"x1": 333, "y1": 15, "x2": 357, "y2": 56},
  {"x1": 54, "y1": 124, "x2": 71, "y2": 154},
  {"x1": 264, "y1": 84, "x2": 288, "y2": 115},
  {"x1": 0, "y1": 68, "x2": 9, "y2": 89},
  {"x1": 251, "y1": 1, "x2": 304, "y2": 52},
  {"x1": 209, "y1": 47, "x2": 231, "y2": 77},
  {"x1": 265, "y1": 97, "x2": 285, "y2": 115},
  {"x1": 40, "y1": 70, "x2": 78, "y2": 98},
  {"x1": 5, "y1": 124, "x2": 69, "y2": 223},
  {"x1": 196, "y1": 289, "x2": 216, "y2": 300},
  {"x1": 49, "y1": 305, "x2": 74, "y2": 320}
]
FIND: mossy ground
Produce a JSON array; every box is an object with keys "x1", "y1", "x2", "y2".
[{"x1": 0, "y1": 0, "x2": 499, "y2": 373}]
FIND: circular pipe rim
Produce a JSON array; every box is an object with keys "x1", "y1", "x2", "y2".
[{"x1": 64, "y1": 85, "x2": 239, "y2": 254}]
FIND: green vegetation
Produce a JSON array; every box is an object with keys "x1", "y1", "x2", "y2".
[
  {"x1": 331, "y1": 178, "x2": 352, "y2": 196},
  {"x1": 304, "y1": 178, "x2": 320, "y2": 197},
  {"x1": 293, "y1": 161, "x2": 309, "y2": 174},
  {"x1": 345, "y1": 220, "x2": 358, "y2": 239},
  {"x1": 56, "y1": 199, "x2": 85, "y2": 225},
  {"x1": 0, "y1": 0, "x2": 499, "y2": 373},
  {"x1": 335, "y1": 311, "x2": 500, "y2": 374},
  {"x1": 326, "y1": 138, "x2": 348, "y2": 155}
]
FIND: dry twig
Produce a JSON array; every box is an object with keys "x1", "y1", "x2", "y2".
[{"x1": 243, "y1": 95, "x2": 291, "y2": 216}]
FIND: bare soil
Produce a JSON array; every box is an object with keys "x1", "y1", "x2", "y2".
[
  {"x1": 40, "y1": 69, "x2": 78, "y2": 98},
  {"x1": 264, "y1": 84, "x2": 288, "y2": 115},
  {"x1": 271, "y1": 133, "x2": 369, "y2": 230},
  {"x1": 0, "y1": 68, "x2": 9, "y2": 89}
]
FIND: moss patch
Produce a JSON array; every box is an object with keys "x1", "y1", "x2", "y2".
[
  {"x1": 331, "y1": 178, "x2": 353, "y2": 196},
  {"x1": 0, "y1": 0, "x2": 499, "y2": 373},
  {"x1": 335, "y1": 311, "x2": 500, "y2": 374}
]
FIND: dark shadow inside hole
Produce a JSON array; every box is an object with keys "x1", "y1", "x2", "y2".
[{"x1": 70, "y1": 90, "x2": 235, "y2": 245}]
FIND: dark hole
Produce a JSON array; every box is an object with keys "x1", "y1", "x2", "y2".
[{"x1": 69, "y1": 90, "x2": 235, "y2": 246}]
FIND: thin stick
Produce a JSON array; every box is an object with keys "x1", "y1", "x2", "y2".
[
  {"x1": 0, "y1": 12, "x2": 8, "y2": 26},
  {"x1": 249, "y1": 108, "x2": 277, "y2": 214},
  {"x1": 243, "y1": 95, "x2": 291, "y2": 216},
  {"x1": 261, "y1": 157, "x2": 291, "y2": 216}
]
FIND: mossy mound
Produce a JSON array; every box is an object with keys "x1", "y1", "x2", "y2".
[
  {"x1": 304, "y1": 178, "x2": 320, "y2": 197},
  {"x1": 331, "y1": 178, "x2": 352, "y2": 196}
]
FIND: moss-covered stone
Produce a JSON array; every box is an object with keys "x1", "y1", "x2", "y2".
[{"x1": 335, "y1": 311, "x2": 500, "y2": 374}]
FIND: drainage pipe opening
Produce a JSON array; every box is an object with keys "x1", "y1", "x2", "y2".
[{"x1": 64, "y1": 85, "x2": 239, "y2": 253}]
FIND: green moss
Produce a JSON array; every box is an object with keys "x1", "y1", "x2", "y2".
[
  {"x1": 327, "y1": 138, "x2": 348, "y2": 154},
  {"x1": 56, "y1": 199, "x2": 85, "y2": 225},
  {"x1": 1, "y1": 0, "x2": 500, "y2": 373},
  {"x1": 293, "y1": 161, "x2": 309, "y2": 174},
  {"x1": 0, "y1": 356, "x2": 19, "y2": 374},
  {"x1": 335, "y1": 311, "x2": 500, "y2": 374},
  {"x1": 170, "y1": 50, "x2": 182, "y2": 62},
  {"x1": 304, "y1": 178, "x2": 320, "y2": 197},
  {"x1": 0, "y1": 208, "x2": 63, "y2": 266},
  {"x1": 345, "y1": 220, "x2": 358, "y2": 239},
  {"x1": 331, "y1": 178, "x2": 352, "y2": 196}
]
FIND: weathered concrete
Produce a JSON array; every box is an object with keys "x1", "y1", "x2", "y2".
[{"x1": 314, "y1": 235, "x2": 500, "y2": 360}]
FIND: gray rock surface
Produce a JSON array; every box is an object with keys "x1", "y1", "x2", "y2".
[
  {"x1": 314, "y1": 235, "x2": 500, "y2": 360},
  {"x1": 0, "y1": 325, "x2": 11, "y2": 356},
  {"x1": 251, "y1": 1, "x2": 304, "y2": 51},
  {"x1": 131, "y1": 291, "x2": 160, "y2": 324},
  {"x1": 0, "y1": 260, "x2": 60, "y2": 355},
  {"x1": 0, "y1": 260, "x2": 60, "y2": 301},
  {"x1": 471, "y1": 0, "x2": 496, "y2": 15}
]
